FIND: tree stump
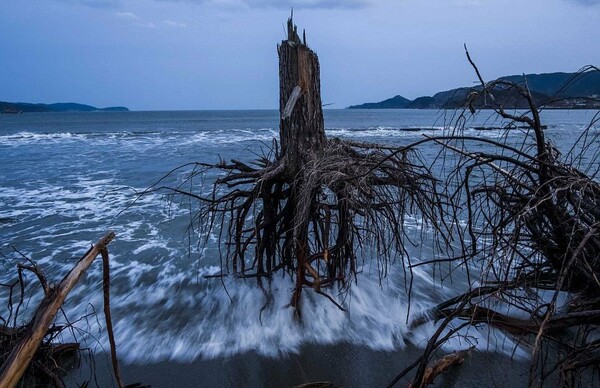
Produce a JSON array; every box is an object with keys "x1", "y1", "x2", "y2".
[
  {"x1": 278, "y1": 16, "x2": 326, "y2": 178},
  {"x1": 161, "y1": 15, "x2": 441, "y2": 319}
]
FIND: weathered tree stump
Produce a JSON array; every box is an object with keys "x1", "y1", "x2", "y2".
[
  {"x1": 277, "y1": 17, "x2": 328, "y2": 313},
  {"x1": 161, "y1": 15, "x2": 440, "y2": 318},
  {"x1": 278, "y1": 17, "x2": 326, "y2": 178}
]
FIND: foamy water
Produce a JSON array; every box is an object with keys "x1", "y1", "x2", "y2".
[{"x1": 0, "y1": 109, "x2": 597, "y2": 363}]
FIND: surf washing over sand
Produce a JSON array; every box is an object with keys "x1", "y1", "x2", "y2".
[{"x1": 0, "y1": 109, "x2": 597, "y2": 364}]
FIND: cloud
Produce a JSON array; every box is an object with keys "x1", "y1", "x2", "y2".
[
  {"x1": 56, "y1": 0, "x2": 370, "y2": 10},
  {"x1": 54, "y1": 0, "x2": 120, "y2": 8},
  {"x1": 163, "y1": 19, "x2": 188, "y2": 27},
  {"x1": 138, "y1": 21, "x2": 158, "y2": 28},
  {"x1": 155, "y1": 0, "x2": 370, "y2": 10},
  {"x1": 80, "y1": 0, "x2": 119, "y2": 6},
  {"x1": 242, "y1": 0, "x2": 370, "y2": 9},
  {"x1": 451, "y1": 0, "x2": 483, "y2": 7},
  {"x1": 115, "y1": 11, "x2": 157, "y2": 28},
  {"x1": 566, "y1": 0, "x2": 600, "y2": 5},
  {"x1": 115, "y1": 11, "x2": 140, "y2": 20}
]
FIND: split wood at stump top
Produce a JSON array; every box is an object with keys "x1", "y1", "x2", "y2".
[{"x1": 278, "y1": 17, "x2": 326, "y2": 178}]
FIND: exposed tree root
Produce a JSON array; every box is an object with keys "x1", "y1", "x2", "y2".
[
  {"x1": 0, "y1": 233, "x2": 123, "y2": 388},
  {"x1": 164, "y1": 135, "x2": 442, "y2": 317},
  {"x1": 156, "y1": 17, "x2": 444, "y2": 318},
  {"x1": 393, "y1": 56, "x2": 600, "y2": 387}
]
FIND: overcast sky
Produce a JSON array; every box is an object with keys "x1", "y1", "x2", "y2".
[{"x1": 1, "y1": 0, "x2": 599, "y2": 110}]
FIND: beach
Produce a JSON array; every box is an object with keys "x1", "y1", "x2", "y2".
[{"x1": 73, "y1": 344, "x2": 534, "y2": 387}]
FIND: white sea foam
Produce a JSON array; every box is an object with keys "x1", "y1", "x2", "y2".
[
  {"x1": 44, "y1": 257, "x2": 530, "y2": 364},
  {"x1": 181, "y1": 128, "x2": 279, "y2": 146},
  {"x1": 0, "y1": 131, "x2": 86, "y2": 144},
  {"x1": 0, "y1": 149, "x2": 533, "y2": 365},
  {"x1": 325, "y1": 127, "x2": 447, "y2": 140}
]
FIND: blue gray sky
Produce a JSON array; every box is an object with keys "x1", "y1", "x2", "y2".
[{"x1": 1, "y1": 0, "x2": 599, "y2": 110}]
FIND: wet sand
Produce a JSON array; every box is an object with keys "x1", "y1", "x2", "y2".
[{"x1": 69, "y1": 343, "x2": 534, "y2": 387}]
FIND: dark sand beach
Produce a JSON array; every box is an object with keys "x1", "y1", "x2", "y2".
[{"x1": 73, "y1": 343, "x2": 533, "y2": 387}]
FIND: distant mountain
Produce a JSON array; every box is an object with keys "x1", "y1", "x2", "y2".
[
  {"x1": 348, "y1": 71, "x2": 600, "y2": 110},
  {"x1": 407, "y1": 96, "x2": 436, "y2": 109},
  {"x1": 0, "y1": 101, "x2": 129, "y2": 114},
  {"x1": 499, "y1": 71, "x2": 600, "y2": 99},
  {"x1": 348, "y1": 95, "x2": 411, "y2": 109}
]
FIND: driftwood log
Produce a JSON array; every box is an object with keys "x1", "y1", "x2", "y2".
[
  {"x1": 411, "y1": 347, "x2": 473, "y2": 388},
  {"x1": 0, "y1": 232, "x2": 120, "y2": 388}
]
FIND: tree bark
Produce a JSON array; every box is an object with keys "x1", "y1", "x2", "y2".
[{"x1": 278, "y1": 16, "x2": 326, "y2": 179}]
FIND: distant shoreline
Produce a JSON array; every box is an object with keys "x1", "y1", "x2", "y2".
[
  {"x1": 348, "y1": 71, "x2": 600, "y2": 110},
  {"x1": 2, "y1": 106, "x2": 599, "y2": 115},
  {"x1": 347, "y1": 106, "x2": 599, "y2": 110},
  {"x1": 0, "y1": 101, "x2": 129, "y2": 114}
]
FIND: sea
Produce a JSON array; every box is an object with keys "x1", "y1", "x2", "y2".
[{"x1": 0, "y1": 109, "x2": 598, "y2": 367}]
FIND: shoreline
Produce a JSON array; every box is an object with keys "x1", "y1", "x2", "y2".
[{"x1": 69, "y1": 343, "x2": 534, "y2": 387}]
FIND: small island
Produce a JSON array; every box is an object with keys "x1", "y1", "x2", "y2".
[{"x1": 0, "y1": 101, "x2": 129, "y2": 114}]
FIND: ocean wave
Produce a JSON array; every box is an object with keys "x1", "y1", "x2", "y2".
[
  {"x1": 0, "y1": 126, "x2": 539, "y2": 149},
  {"x1": 0, "y1": 128, "x2": 281, "y2": 147},
  {"x1": 325, "y1": 126, "x2": 447, "y2": 139},
  {"x1": 0, "y1": 174, "x2": 528, "y2": 363},
  {"x1": 181, "y1": 128, "x2": 279, "y2": 146},
  {"x1": 44, "y1": 259, "x2": 527, "y2": 364}
]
